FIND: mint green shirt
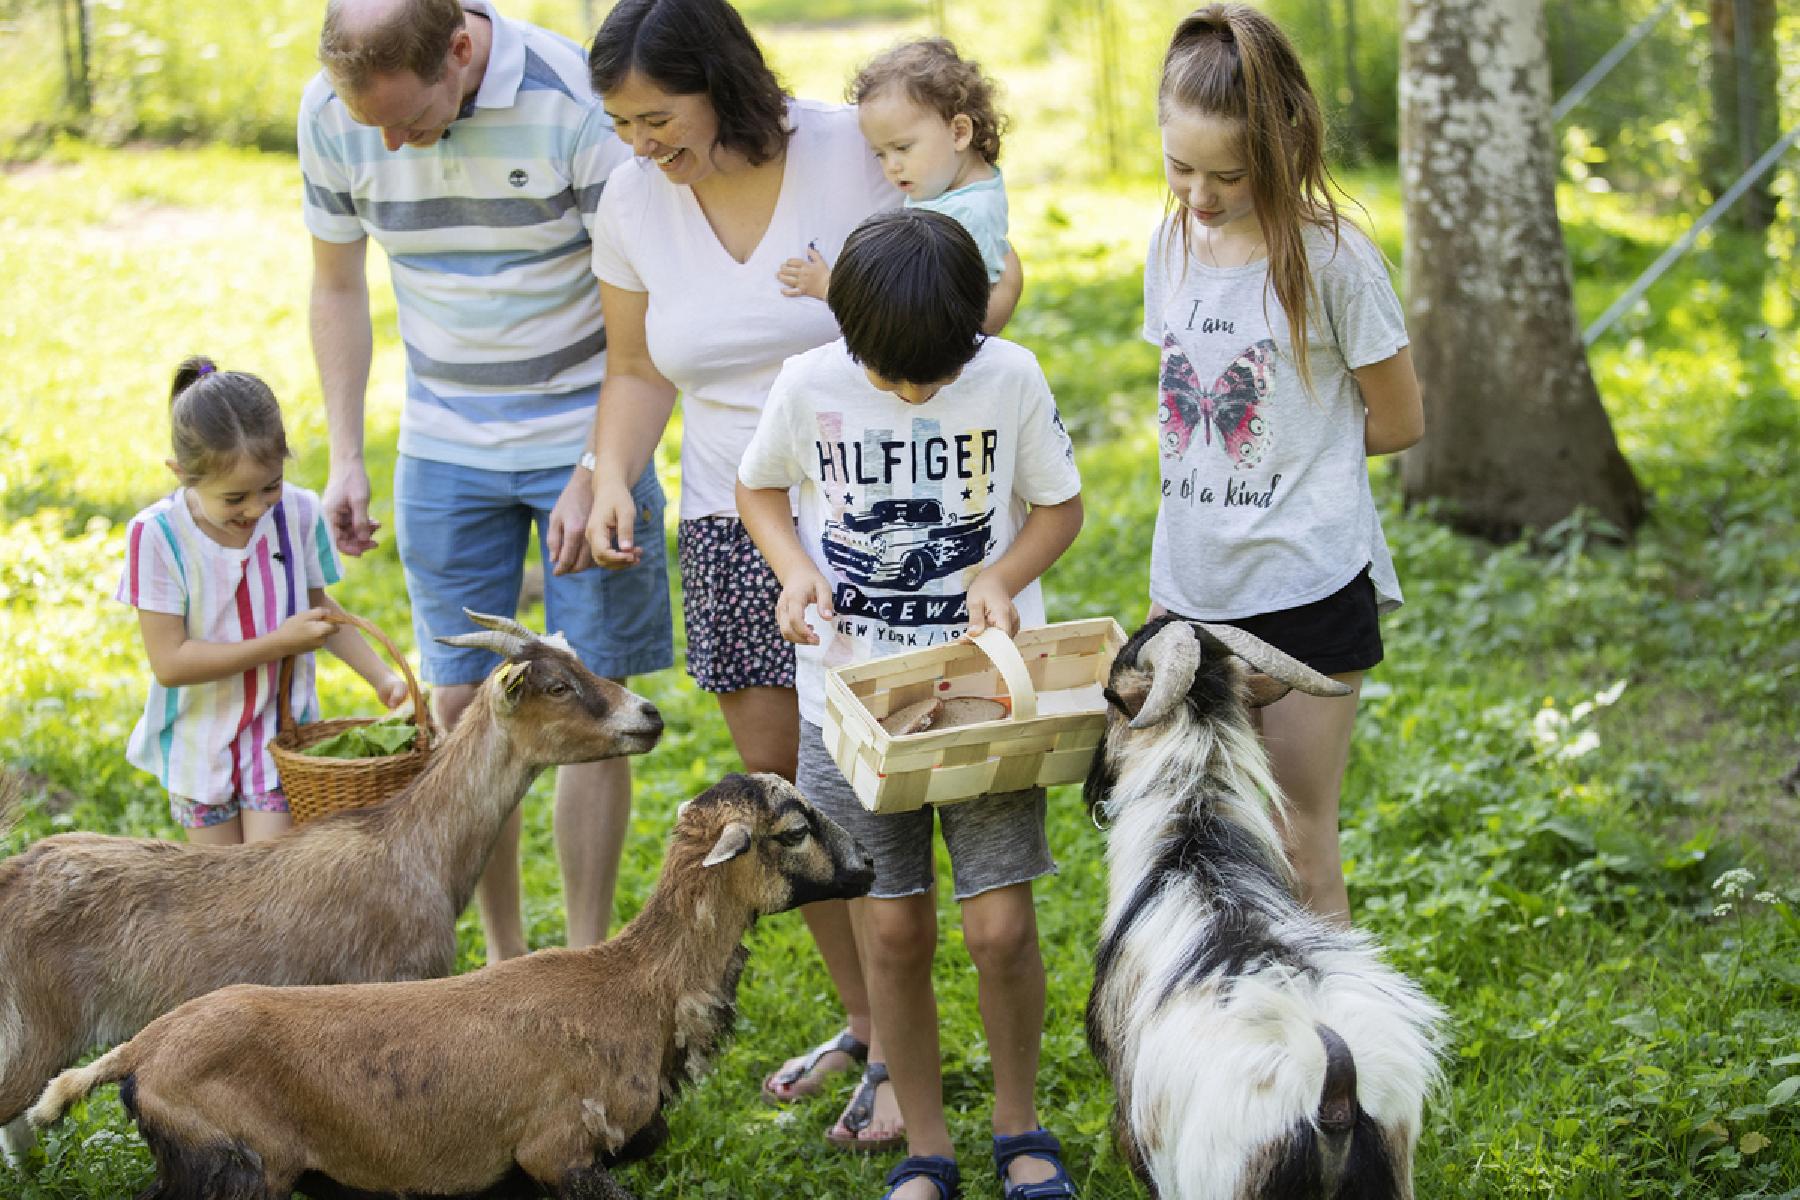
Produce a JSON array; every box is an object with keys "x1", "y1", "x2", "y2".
[{"x1": 908, "y1": 169, "x2": 1009, "y2": 282}]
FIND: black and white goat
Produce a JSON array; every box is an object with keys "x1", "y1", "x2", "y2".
[{"x1": 1084, "y1": 617, "x2": 1445, "y2": 1199}]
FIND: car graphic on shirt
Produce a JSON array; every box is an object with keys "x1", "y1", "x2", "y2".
[{"x1": 822, "y1": 498, "x2": 994, "y2": 592}]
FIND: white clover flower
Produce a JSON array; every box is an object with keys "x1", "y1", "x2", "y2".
[
  {"x1": 1558, "y1": 730, "x2": 1601, "y2": 760},
  {"x1": 1532, "y1": 706, "x2": 1567, "y2": 745},
  {"x1": 1712, "y1": 868, "x2": 1755, "y2": 900}
]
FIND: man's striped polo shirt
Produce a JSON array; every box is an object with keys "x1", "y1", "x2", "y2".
[{"x1": 299, "y1": 0, "x2": 629, "y2": 471}]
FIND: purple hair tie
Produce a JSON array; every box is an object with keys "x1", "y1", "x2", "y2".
[{"x1": 197, "y1": 363, "x2": 216, "y2": 377}]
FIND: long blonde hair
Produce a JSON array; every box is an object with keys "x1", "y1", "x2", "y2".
[{"x1": 1159, "y1": 5, "x2": 1350, "y2": 395}]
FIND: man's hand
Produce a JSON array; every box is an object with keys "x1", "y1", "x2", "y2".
[
  {"x1": 775, "y1": 567, "x2": 835, "y2": 645},
  {"x1": 322, "y1": 461, "x2": 380, "y2": 556},
  {"x1": 547, "y1": 468, "x2": 597, "y2": 576}
]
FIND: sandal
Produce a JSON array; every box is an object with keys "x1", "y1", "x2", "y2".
[
  {"x1": 825, "y1": 1062, "x2": 906, "y2": 1153},
  {"x1": 761, "y1": 1028, "x2": 869, "y2": 1104},
  {"x1": 880, "y1": 1154, "x2": 961, "y2": 1200},
  {"x1": 993, "y1": 1128, "x2": 1078, "y2": 1200}
]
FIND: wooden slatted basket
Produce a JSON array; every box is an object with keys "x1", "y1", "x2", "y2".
[
  {"x1": 268, "y1": 612, "x2": 437, "y2": 824},
  {"x1": 822, "y1": 618, "x2": 1127, "y2": 814}
]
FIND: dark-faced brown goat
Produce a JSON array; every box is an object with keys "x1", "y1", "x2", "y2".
[
  {"x1": 1084, "y1": 617, "x2": 1445, "y2": 1200},
  {"x1": 31, "y1": 773, "x2": 875, "y2": 1200},
  {"x1": 0, "y1": 611, "x2": 662, "y2": 1165}
]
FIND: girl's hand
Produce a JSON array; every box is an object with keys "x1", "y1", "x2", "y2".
[
  {"x1": 584, "y1": 475, "x2": 644, "y2": 569},
  {"x1": 777, "y1": 246, "x2": 830, "y2": 300},
  {"x1": 964, "y1": 575, "x2": 1019, "y2": 638},
  {"x1": 776, "y1": 568, "x2": 835, "y2": 645},
  {"x1": 277, "y1": 608, "x2": 337, "y2": 654},
  {"x1": 375, "y1": 672, "x2": 409, "y2": 709}
]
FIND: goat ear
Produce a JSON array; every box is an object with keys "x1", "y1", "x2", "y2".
[
  {"x1": 702, "y1": 821, "x2": 754, "y2": 868},
  {"x1": 1105, "y1": 678, "x2": 1148, "y2": 720},
  {"x1": 491, "y1": 660, "x2": 530, "y2": 715},
  {"x1": 1241, "y1": 670, "x2": 1293, "y2": 709}
]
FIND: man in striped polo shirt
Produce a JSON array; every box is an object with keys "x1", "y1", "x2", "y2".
[{"x1": 300, "y1": 0, "x2": 673, "y2": 962}]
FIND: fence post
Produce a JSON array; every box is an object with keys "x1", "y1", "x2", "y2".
[
  {"x1": 1583, "y1": 124, "x2": 1800, "y2": 346},
  {"x1": 1551, "y1": 0, "x2": 1676, "y2": 122}
]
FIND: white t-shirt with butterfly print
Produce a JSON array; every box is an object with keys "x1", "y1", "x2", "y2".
[{"x1": 1141, "y1": 217, "x2": 1409, "y2": 620}]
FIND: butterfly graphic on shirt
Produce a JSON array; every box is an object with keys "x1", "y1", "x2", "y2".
[{"x1": 1158, "y1": 333, "x2": 1277, "y2": 469}]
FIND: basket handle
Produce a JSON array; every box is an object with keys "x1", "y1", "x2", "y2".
[
  {"x1": 276, "y1": 611, "x2": 435, "y2": 748},
  {"x1": 968, "y1": 628, "x2": 1039, "y2": 722}
]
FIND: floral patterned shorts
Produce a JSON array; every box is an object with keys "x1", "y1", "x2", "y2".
[
  {"x1": 677, "y1": 517, "x2": 796, "y2": 694},
  {"x1": 168, "y1": 789, "x2": 288, "y2": 829}
]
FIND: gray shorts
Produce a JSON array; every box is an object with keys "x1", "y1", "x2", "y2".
[{"x1": 797, "y1": 721, "x2": 1057, "y2": 901}]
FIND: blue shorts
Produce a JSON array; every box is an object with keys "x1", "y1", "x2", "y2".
[{"x1": 394, "y1": 455, "x2": 674, "y2": 685}]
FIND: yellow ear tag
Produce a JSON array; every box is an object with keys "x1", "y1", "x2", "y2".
[{"x1": 497, "y1": 661, "x2": 530, "y2": 695}]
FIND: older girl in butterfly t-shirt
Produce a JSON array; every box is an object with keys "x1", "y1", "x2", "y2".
[{"x1": 1142, "y1": 5, "x2": 1423, "y2": 924}]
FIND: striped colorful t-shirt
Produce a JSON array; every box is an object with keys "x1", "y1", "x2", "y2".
[
  {"x1": 115, "y1": 485, "x2": 342, "y2": 804},
  {"x1": 297, "y1": 0, "x2": 630, "y2": 472}
]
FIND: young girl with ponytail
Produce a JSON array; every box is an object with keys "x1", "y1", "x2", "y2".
[
  {"x1": 117, "y1": 357, "x2": 405, "y2": 844},
  {"x1": 1145, "y1": 5, "x2": 1424, "y2": 921}
]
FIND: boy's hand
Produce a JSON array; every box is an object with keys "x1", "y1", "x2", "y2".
[
  {"x1": 776, "y1": 246, "x2": 830, "y2": 300},
  {"x1": 375, "y1": 672, "x2": 410, "y2": 709},
  {"x1": 776, "y1": 568, "x2": 835, "y2": 645},
  {"x1": 277, "y1": 608, "x2": 337, "y2": 654},
  {"x1": 964, "y1": 575, "x2": 1019, "y2": 638}
]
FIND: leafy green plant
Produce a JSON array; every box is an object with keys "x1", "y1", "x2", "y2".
[{"x1": 299, "y1": 713, "x2": 420, "y2": 759}]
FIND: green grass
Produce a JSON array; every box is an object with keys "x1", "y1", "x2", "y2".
[{"x1": 3, "y1": 124, "x2": 1799, "y2": 1200}]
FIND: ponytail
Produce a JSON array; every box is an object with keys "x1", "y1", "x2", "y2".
[{"x1": 168, "y1": 357, "x2": 289, "y2": 484}]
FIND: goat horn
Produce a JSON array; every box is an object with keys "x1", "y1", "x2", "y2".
[
  {"x1": 435, "y1": 629, "x2": 529, "y2": 659},
  {"x1": 1130, "y1": 620, "x2": 1201, "y2": 729},
  {"x1": 1193, "y1": 622, "x2": 1352, "y2": 697},
  {"x1": 463, "y1": 609, "x2": 539, "y2": 642}
]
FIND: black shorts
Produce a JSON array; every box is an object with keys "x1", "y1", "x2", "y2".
[{"x1": 1185, "y1": 567, "x2": 1383, "y2": 676}]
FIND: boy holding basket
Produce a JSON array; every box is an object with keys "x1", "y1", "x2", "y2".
[{"x1": 737, "y1": 208, "x2": 1084, "y2": 1200}]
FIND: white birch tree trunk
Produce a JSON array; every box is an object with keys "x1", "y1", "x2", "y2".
[{"x1": 1398, "y1": 0, "x2": 1643, "y2": 538}]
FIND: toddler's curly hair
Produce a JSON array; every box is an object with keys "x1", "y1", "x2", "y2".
[{"x1": 849, "y1": 38, "x2": 1005, "y2": 165}]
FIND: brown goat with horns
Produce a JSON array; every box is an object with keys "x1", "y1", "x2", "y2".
[
  {"x1": 0, "y1": 611, "x2": 662, "y2": 1165},
  {"x1": 32, "y1": 772, "x2": 876, "y2": 1200}
]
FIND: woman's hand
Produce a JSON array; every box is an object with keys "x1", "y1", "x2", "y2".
[
  {"x1": 963, "y1": 574, "x2": 1019, "y2": 638},
  {"x1": 776, "y1": 567, "x2": 835, "y2": 645},
  {"x1": 584, "y1": 474, "x2": 645, "y2": 569}
]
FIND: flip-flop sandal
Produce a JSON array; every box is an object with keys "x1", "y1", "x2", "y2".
[
  {"x1": 761, "y1": 1028, "x2": 870, "y2": 1104},
  {"x1": 879, "y1": 1154, "x2": 961, "y2": 1199},
  {"x1": 825, "y1": 1062, "x2": 906, "y2": 1153},
  {"x1": 993, "y1": 1128, "x2": 1078, "y2": 1200}
]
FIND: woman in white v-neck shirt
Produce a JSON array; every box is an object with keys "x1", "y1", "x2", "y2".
[{"x1": 582, "y1": 0, "x2": 1019, "y2": 1148}]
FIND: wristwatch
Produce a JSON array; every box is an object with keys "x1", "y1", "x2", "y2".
[{"x1": 576, "y1": 451, "x2": 597, "y2": 472}]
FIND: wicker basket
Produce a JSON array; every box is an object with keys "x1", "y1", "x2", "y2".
[
  {"x1": 822, "y1": 618, "x2": 1127, "y2": 814},
  {"x1": 268, "y1": 612, "x2": 436, "y2": 824}
]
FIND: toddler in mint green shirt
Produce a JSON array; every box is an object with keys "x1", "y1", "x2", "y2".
[{"x1": 778, "y1": 39, "x2": 1017, "y2": 318}]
